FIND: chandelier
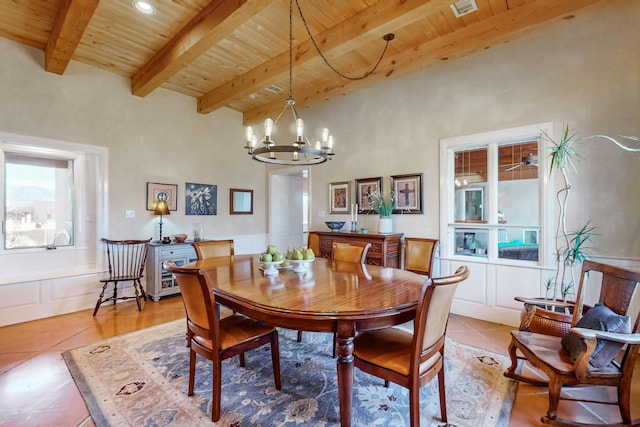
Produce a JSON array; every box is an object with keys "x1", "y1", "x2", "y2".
[{"x1": 244, "y1": 0, "x2": 393, "y2": 165}]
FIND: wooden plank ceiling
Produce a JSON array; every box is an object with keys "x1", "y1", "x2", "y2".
[{"x1": 0, "y1": 0, "x2": 608, "y2": 125}]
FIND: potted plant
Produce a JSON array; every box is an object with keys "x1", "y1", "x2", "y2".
[
  {"x1": 546, "y1": 125, "x2": 598, "y2": 303},
  {"x1": 367, "y1": 190, "x2": 396, "y2": 234},
  {"x1": 520, "y1": 127, "x2": 640, "y2": 335}
]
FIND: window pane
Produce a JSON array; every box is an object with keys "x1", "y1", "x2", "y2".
[
  {"x1": 497, "y1": 141, "x2": 538, "y2": 261},
  {"x1": 454, "y1": 147, "x2": 487, "y2": 222},
  {"x1": 5, "y1": 154, "x2": 74, "y2": 249},
  {"x1": 454, "y1": 228, "x2": 488, "y2": 257}
]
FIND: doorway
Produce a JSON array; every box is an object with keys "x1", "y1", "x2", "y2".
[{"x1": 268, "y1": 167, "x2": 309, "y2": 251}]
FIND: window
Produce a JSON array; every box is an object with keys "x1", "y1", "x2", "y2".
[
  {"x1": 0, "y1": 133, "x2": 107, "y2": 278},
  {"x1": 4, "y1": 152, "x2": 74, "y2": 249},
  {"x1": 441, "y1": 123, "x2": 552, "y2": 264}
]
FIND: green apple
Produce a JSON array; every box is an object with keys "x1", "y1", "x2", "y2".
[
  {"x1": 261, "y1": 253, "x2": 272, "y2": 262},
  {"x1": 273, "y1": 252, "x2": 285, "y2": 262},
  {"x1": 267, "y1": 244, "x2": 277, "y2": 255}
]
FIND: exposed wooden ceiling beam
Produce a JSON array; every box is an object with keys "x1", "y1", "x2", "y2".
[
  {"x1": 242, "y1": 0, "x2": 604, "y2": 125},
  {"x1": 45, "y1": 0, "x2": 100, "y2": 75},
  {"x1": 131, "y1": 0, "x2": 276, "y2": 98},
  {"x1": 197, "y1": 0, "x2": 453, "y2": 114}
]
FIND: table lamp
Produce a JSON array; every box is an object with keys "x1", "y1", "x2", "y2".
[{"x1": 153, "y1": 200, "x2": 170, "y2": 242}]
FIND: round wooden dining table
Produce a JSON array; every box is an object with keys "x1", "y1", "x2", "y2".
[{"x1": 186, "y1": 254, "x2": 426, "y2": 427}]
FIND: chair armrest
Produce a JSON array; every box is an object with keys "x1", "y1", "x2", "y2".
[
  {"x1": 571, "y1": 327, "x2": 640, "y2": 344},
  {"x1": 515, "y1": 296, "x2": 574, "y2": 309}
]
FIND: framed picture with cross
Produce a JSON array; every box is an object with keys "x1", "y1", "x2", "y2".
[{"x1": 391, "y1": 173, "x2": 423, "y2": 214}]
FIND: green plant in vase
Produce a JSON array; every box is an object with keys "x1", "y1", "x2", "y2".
[{"x1": 367, "y1": 190, "x2": 396, "y2": 234}]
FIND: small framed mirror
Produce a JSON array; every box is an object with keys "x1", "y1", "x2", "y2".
[{"x1": 230, "y1": 188, "x2": 253, "y2": 215}]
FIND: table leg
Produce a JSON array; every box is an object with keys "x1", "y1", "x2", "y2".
[{"x1": 336, "y1": 329, "x2": 355, "y2": 427}]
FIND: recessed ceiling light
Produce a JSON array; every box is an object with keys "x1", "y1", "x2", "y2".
[{"x1": 132, "y1": 1, "x2": 156, "y2": 15}]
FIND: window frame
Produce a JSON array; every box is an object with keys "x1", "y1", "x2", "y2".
[
  {"x1": 439, "y1": 122, "x2": 554, "y2": 266},
  {"x1": 0, "y1": 132, "x2": 107, "y2": 278},
  {"x1": 3, "y1": 149, "x2": 76, "y2": 250}
]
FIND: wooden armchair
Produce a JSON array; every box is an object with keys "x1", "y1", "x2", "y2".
[
  {"x1": 403, "y1": 237, "x2": 439, "y2": 277},
  {"x1": 93, "y1": 238, "x2": 151, "y2": 316},
  {"x1": 192, "y1": 239, "x2": 234, "y2": 259},
  {"x1": 164, "y1": 261, "x2": 281, "y2": 422},
  {"x1": 331, "y1": 241, "x2": 371, "y2": 263},
  {"x1": 352, "y1": 265, "x2": 470, "y2": 427},
  {"x1": 504, "y1": 260, "x2": 640, "y2": 426}
]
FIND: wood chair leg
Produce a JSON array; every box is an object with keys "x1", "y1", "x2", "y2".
[
  {"x1": 544, "y1": 378, "x2": 562, "y2": 422},
  {"x1": 238, "y1": 353, "x2": 246, "y2": 367},
  {"x1": 92, "y1": 283, "x2": 108, "y2": 316},
  {"x1": 212, "y1": 360, "x2": 222, "y2": 422},
  {"x1": 271, "y1": 333, "x2": 282, "y2": 389},
  {"x1": 438, "y1": 367, "x2": 447, "y2": 422},
  {"x1": 133, "y1": 282, "x2": 142, "y2": 311},
  {"x1": 188, "y1": 349, "x2": 196, "y2": 396},
  {"x1": 409, "y1": 384, "x2": 420, "y2": 427},
  {"x1": 332, "y1": 333, "x2": 337, "y2": 358},
  {"x1": 297, "y1": 330, "x2": 303, "y2": 342},
  {"x1": 137, "y1": 279, "x2": 147, "y2": 301},
  {"x1": 112, "y1": 282, "x2": 119, "y2": 305}
]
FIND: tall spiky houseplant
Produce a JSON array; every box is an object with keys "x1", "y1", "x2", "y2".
[
  {"x1": 546, "y1": 125, "x2": 597, "y2": 302},
  {"x1": 545, "y1": 127, "x2": 640, "y2": 301}
]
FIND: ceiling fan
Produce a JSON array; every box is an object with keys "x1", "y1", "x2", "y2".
[{"x1": 504, "y1": 153, "x2": 538, "y2": 171}]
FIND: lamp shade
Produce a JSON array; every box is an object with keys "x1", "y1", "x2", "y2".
[{"x1": 153, "y1": 200, "x2": 170, "y2": 216}]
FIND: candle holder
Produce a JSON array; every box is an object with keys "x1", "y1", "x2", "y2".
[{"x1": 351, "y1": 221, "x2": 358, "y2": 232}]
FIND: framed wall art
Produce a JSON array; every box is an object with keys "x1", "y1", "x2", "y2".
[
  {"x1": 230, "y1": 188, "x2": 253, "y2": 215},
  {"x1": 146, "y1": 182, "x2": 178, "y2": 211},
  {"x1": 329, "y1": 181, "x2": 350, "y2": 214},
  {"x1": 390, "y1": 173, "x2": 423, "y2": 214},
  {"x1": 185, "y1": 182, "x2": 217, "y2": 215},
  {"x1": 355, "y1": 177, "x2": 382, "y2": 214}
]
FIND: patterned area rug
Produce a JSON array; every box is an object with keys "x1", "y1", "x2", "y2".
[{"x1": 63, "y1": 319, "x2": 517, "y2": 426}]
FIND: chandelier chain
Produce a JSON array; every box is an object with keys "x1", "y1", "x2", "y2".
[
  {"x1": 294, "y1": 0, "x2": 393, "y2": 81},
  {"x1": 288, "y1": 0, "x2": 294, "y2": 98}
]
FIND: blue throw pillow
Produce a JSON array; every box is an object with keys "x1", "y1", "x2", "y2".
[{"x1": 560, "y1": 303, "x2": 631, "y2": 370}]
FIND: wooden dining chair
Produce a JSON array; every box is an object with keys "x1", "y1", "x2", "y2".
[
  {"x1": 307, "y1": 232, "x2": 320, "y2": 257},
  {"x1": 504, "y1": 260, "x2": 640, "y2": 426},
  {"x1": 192, "y1": 239, "x2": 234, "y2": 259},
  {"x1": 352, "y1": 265, "x2": 470, "y2": 427},
  {"x1": 164, "y1": 261, "x2": 281, "y2": 422},
  {"x1": 93, "y1": 238, "x2": 152, "y2": 316},
  {"x1": 403, "y1": 237, "x2": 439, "y2": 277},
  {"x1": 298, "y1": 241, "x2": 372, "y2": 356},
  {"x1": 331, "y1": 241, "x2": 371, "y2": 263}
]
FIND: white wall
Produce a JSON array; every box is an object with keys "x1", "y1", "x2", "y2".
[
  {"x1": 301, "y1": 0, "x2": 640, "y2": 263},
  {"x1": 0, "y1": 38, "x2": 268, "y2": 241}
]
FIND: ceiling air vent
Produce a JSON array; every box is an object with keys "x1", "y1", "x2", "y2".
[
  {"x1": 450, "y1": 0, "x2": 478, "y2": 18},
  {"x1": 265, "y1": 85, "x2": 283, "y2": 94}
]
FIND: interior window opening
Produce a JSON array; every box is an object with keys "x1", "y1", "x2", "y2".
[{"x1": 4, "y1": 152, "x2": 74, "y2": 250}]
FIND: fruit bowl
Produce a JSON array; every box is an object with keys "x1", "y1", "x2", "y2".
[
  {"x1": 260, "y1": 259, "x2": 284, "y2": 275},
  {"x1": 287, "y1": 257, "x2": 314, "y2": 273},
  {"x1": 325, "y1": 221, "x2": 345, "y2": 232}
]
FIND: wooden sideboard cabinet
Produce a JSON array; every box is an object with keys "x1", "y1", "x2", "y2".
[
  {"x1": 312, "y1": 231, "x2": 403, "y2": 268},
  {"x1": 146, "y1": 241, "x2": 198, "y2": 301}
]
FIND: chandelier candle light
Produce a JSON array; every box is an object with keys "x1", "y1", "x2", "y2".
[
  {"x1": 244, "y1": 0, "x2": 393, "y2": 166},
  {"x1": 244, "y1": 0, "x2": 334, "y2": 165}
]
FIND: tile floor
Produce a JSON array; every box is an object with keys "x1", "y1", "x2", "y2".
[{"x1": 0, "y1": 296, "x2": 638, "y2": 426}]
